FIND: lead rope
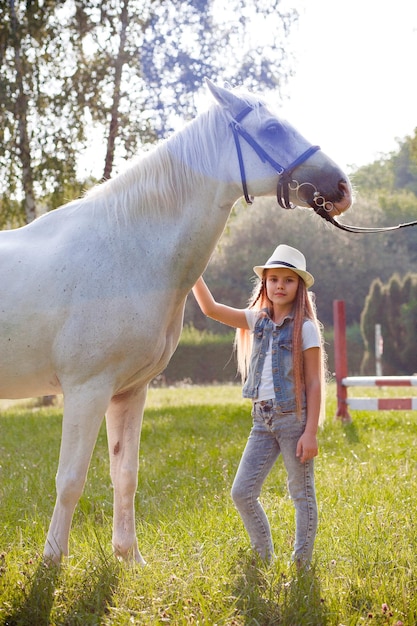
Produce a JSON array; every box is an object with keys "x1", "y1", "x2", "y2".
[
  {"x1": 313, "y1": 205, "x2": 417, "y2": 233},
  {"x1": 295, "y1": 181, "x2": 417, "y2": 233}
]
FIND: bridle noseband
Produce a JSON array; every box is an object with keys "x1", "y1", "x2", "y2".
[{"x1": 230, "y1": 105, "x2": 417, "y2": 234}]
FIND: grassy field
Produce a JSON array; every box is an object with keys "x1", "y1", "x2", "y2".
[{"x1": 1, "y1": 384, "x2": 417, "y2": 625}]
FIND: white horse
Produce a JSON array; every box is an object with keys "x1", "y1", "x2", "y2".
[{"x1": 0, "y1": 80, "x2": 352, "y2": 565}]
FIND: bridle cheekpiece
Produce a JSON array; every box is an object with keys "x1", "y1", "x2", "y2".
[{"x1": 230, "y1": 105, "x2": 319, "y2": 209}]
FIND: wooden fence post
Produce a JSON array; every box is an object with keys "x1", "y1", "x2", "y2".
[{"x1": 333, "y1": 300, "x2": 351, "y2": 422}]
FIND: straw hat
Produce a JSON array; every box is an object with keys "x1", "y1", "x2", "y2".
[{"x1": 253, "y1": 244, "x2": 314, "y2": 288}]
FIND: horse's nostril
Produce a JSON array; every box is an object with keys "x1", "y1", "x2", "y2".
[
  {"x1": 338, "y1": 180, "x2": 350, "y2": 198},
  {"x1": 334, "y1": 180, "x2": 352, "y2": 206}
]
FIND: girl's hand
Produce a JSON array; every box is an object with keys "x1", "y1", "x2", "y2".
[{"x1": 296, "y1": 432, "x2": 318, "y2": 463}]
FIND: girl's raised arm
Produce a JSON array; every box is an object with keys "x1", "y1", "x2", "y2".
[{"x1": 192, "y1": 277, "x2": 249, "y2": 330}]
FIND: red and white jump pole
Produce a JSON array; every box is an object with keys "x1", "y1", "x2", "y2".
[{"x1": 333, "y1": 300, "x2": 417, "y2": 420}]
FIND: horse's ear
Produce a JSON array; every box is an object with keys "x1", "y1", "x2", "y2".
[{"x1": 205, "y1": 78, "x2": 243, "y2": 115}]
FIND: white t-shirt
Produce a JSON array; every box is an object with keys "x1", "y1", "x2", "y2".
[{"x1": 244, "y1": 310, "x2": 321, "y2": 402}]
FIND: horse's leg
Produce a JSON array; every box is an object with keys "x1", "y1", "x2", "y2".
[
  {"x1": 44, "y1": 388, "x2": 110, "y2": 564},
  {"x1": 105, "y1": 387, "x2": 146, "y2": 565}
]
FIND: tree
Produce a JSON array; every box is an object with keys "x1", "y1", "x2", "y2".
[
  {"x1": 7, "y1": 0, "x2": 35, "y2": 223},
  {"x1": 391, "y1": 130, "x2": 417, "y2": 195},
  {"x1": 101, "y1": 0, "x2": 129, "y2": 181},
  {"x1": 186, "y1": 194, "x2": 412, "y2": 331},
  {"x1": 72, "y1": 0, "x2": 297, "y2": 175},
  {"x1": 350, "y1": 131, "x2": 417, "y2": 266},
  {"x1": 1, "y1": 0, "x2": 297, "y2": 226},
  {"x1": 140, "y1": 0, "x2": 296, "y2": 127},
  {"x1": 352, "y1": 129, "x2": 417, "y2": 197},
  {"x1": 69, "y1": 0, "x2": 160, "y2": 181},
  {"x1": 187, "y1": 116, "x2": 417, "y2": 334},
  {"x1": 0, "y1": 0, "x2": 87, "y2": 225},
  {"x1": 360, "y1": 273, "x2": 417, "y2": 375}
]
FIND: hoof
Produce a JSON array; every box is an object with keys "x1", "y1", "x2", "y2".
[{"x1": 113, "y1": 544, "x2": 146, "y2": 566}]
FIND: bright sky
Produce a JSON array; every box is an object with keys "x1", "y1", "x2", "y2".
[{"x1": 279, "y1": 0, "x2": 417, "y2": 173}]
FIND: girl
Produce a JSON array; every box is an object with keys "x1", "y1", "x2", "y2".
[{"x1": 192, "y1": 244, "x2": 325, "y2": 568}]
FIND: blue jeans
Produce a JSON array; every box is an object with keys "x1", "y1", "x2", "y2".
[{"x1": 231, "y1": 399, "x2": 317, "y2": 566}]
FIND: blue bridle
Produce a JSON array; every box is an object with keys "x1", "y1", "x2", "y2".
[
  {"x1": 230, "y1": 104, "x2": 320, "y2": 209},
  {"x1": 230, "y1": 105, "x2": 417, "y2": 233}
]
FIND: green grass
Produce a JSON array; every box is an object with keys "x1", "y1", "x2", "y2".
[{"x1": 1, "y1": 384, "x2": 417, "y2": 625}]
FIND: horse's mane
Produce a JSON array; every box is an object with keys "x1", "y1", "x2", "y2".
[{"x1": 78, "y1": 89, "x2": 264, "y2": 224}]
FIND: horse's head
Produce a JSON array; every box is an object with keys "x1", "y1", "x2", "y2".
[{"x1": 206, "y1": 79, "x2": 352, "y2": 224}]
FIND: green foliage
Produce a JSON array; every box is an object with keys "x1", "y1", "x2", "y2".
[
  {"x1": 354, "y1": 134, "x2": 417, "y2": 267},
  {"x1": 361, "y1": 273, "x2": 417, "y2": 375},
  {"x1": 392, "y1": 131, "x2": 417, "y2": 195},
  {"x1": 163, "y1": 324, "x2": 365, "y2": 384},
  {"x1": 162, "y1": 326, "x2": 238, "y2": 384},
  {"x1": 0, "y1": 0, "x2": 297, "y2": 224},
  {"x1": 2, "y1": 387, "x2": 417, "y2": 624},
  {"x1": 186, "y1": 195, "x2": 413, "y2": 329},
  {"x1": 353, "y1": 128, "x2": 417, "y2": 196},
  {"x1": 179, "y1": 323, "x2": 235, "y2": 346},
  {"x1": 183, "y1": 126, "x2": 417, "y2": 334},
  {"x1": 378, "y1": 191, "x2": 417, "y2": 264},
  {"x1": 0, "y1": 0, "x2": 86, "y2": 222},
  {"x1": 140, "y1": 0, "x2": 297, "y2": 134},
  {"x1": 350, "y1": 157, "x2": 395, "y2": 192},
  {"x1": 325, "y1": 324, "x2": 364, "y2": 377}
]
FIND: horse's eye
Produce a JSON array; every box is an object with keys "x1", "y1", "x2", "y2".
[{"x1": 264, "y1": 123, "x2": 283, "y2": 137}]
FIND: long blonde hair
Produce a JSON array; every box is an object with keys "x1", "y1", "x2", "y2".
[{"x1": 235, "y1": 273, "x2": 327, "y2": 423}]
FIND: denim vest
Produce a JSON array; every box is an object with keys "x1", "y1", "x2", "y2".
[{"x1": 242, "y1": 310, "x2": 306, "y2": 412}]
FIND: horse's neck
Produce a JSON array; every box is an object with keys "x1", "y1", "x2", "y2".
[
  {"x1": 88, "y1": 137, "x2": 230, "y2": 218},
  {"x1": 81, "y1": 108, "x2": 238, "y2": 283}
]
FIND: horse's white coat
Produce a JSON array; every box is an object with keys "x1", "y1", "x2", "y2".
[{"x1": 0, "y1": 81, "x2": 352, "y2": 564}]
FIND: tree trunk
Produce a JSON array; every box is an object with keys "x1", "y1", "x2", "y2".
[
  {"x1": 9, "y1": 0, "x2": 36, "y2": 222},
  {"x1": 102, "y1": 0, "x2": 129, "y2": 181}
]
